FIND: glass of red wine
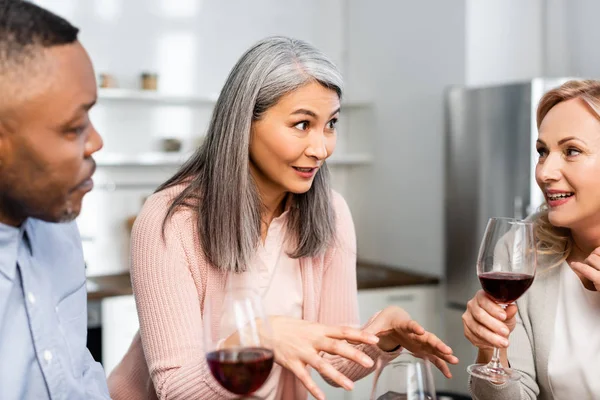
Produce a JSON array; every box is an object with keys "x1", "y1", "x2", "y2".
[
  {"x1": 467, "y1": 217, "x2": 537, "y2": 383},
  {"x1": 204, "y1": 288, "x2": 275, "y2": 399}
]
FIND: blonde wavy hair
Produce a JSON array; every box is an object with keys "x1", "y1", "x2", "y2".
[{"x1": 535, "y1": 80, "x2": 600, "y2": 264}]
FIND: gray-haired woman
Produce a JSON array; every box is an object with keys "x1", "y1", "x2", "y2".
[{"x1": 108, "y1": 36, "x2": 458, "y2": 400}]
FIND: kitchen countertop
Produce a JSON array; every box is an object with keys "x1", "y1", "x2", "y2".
[
  {"x1": 86, "y1": 261, "x2": 439, "y2": 300},
  {"x1": 87, "y1": 272, "x2": 133, "y2": 301},
  {"x1": 355, "y1": 261, "x2": 439, "y2": 290}
]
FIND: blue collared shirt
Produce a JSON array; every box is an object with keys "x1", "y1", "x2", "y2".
[{"x1": 0, "y1": 219, "x2": 110, "y2": 399}]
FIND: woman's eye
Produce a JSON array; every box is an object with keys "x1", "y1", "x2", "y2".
[
  {"x1": 566, "y1": 148, "x2": 581, "y2": 157},
  {"x1": 327, "y1": 118, "x2": 338, "y2": 130},
  {"x1": 536, "y1": 148, "x2": 547, "y2": 157},
  {"x1": 66, "y1": 124, "x2": 88, "y2": 136},
  {"x1": 294, "y1": 121, "x2": 309, "y2": 131},
  {"x1": 72, "y1": 126, "x2": 86, "y2": 135}
]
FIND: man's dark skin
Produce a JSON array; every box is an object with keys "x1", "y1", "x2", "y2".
[{"x1": 0, "y1": 41, "x2": 102, "y2": 227}]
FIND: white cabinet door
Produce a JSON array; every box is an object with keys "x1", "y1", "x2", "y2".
[{"x1": 101, "y1": 295, "x2": 139, "y2": 376}]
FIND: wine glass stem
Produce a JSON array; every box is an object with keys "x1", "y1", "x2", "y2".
[{"x1": 488, "y1": 304, "x2": 508, "y2": 369}]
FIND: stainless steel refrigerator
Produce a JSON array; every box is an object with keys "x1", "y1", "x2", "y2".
[{"x1": 442, "y1": 77, "x2": 576, "y2": 394}]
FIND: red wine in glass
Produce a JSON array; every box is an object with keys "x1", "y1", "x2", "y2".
[
  {"x1": 204, "y1": 288, "x2": 275, "y2": 399},
  {"x1": 206, "y1": 347, "x2": 274, "y2": 396},
  {"x1": 376, "y1": 392, "x2": 404, "y2": 400},
  {"x1": 467, "y1": 217, "x2": 537, "y2": 384},
  {"x1": 479, "y1": 272, "x2": 534, "y2": 304}
]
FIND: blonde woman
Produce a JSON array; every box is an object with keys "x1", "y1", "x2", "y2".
[
  {"x1": 463, "y1": 80, "x2": 600, "y2": 400},
  {"x1": 107, "y1": 36, "x2": 457, "y2": 400}
]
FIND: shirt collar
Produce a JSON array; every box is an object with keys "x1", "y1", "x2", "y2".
[
  {"x1": 0, "y1": 221, "x2": 25, "y2": 280},
  {"x1": 22, "y1": 219, "x2": 35, "y2": 257}
]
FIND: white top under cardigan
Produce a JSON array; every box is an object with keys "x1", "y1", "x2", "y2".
[{"x1": 547, "y1": 262, "x2": 600, "y2": 399}]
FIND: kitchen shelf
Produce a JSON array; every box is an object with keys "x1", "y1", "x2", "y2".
[
  {"x1": 95, "y1": 151, "x2": 372, "y2": 167},
  {"x1": 98, "y1": 88, "x2": 371, "y2": 109},
  {"x1": 98, "y1": 88, "x2": 218, "y2": 106},
  {"x1": 95, "y1": 152, "x2": 192, "y2": 166}
]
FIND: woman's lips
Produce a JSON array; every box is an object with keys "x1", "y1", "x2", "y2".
[
  {"x1": 293, "y1": 166, "x2": 317, "y2": 179},
  {"x1": 546, "y1": 192, "x2": 574, "y2": 208}
]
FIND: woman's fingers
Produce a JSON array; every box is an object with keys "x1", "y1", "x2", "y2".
[
  {"x1": 404, "y1": 319, "x2": 426, "y2": 335},
  {"x1": 476, "y1": 290, "x2": 509, "y2": 321},
  {"x1": 463, "y1": 313, "x2": 508, "y2": 348},
  {"x1": 414, "y1": 332, "x2": 458, "y2": 363},
  {"x1": 571, "y1": 261, "x2": 600, "y2": 284},
  {"x1": 424, "y1": 332, "x2": 454, "y2": 355},
  {"x1": 586, "y1": 252, "x2": 600, "y2": 269},
  {"x1": 505, "y1": 303, "x2": 518, "y2": 319},
  {"x1": 317, "y1": 337, "x2": 374, "y2": 368},
  {"x1": 288, "y1": 361, "x2": 325, "y2": 400},
  {"x1": 325, "y1": 325, "x2": 379, "y2": 345},
  {"x1": 427, "y1": 355, "x2": 452, "y2": 378},
  {"x1": 307, "y1": 354, "x2": 354, "y2": 391},
  {"x1": 469, "y1": 295, "x2": 510, "y2": 338}
]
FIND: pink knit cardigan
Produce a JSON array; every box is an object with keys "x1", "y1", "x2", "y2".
[{"x1": 107, "y1": 184, "x2": 399, "y2": 399}]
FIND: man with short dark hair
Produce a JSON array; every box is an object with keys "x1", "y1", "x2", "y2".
[{"x1": 0, "y1": 1, "x2": 109, "y2": 398}]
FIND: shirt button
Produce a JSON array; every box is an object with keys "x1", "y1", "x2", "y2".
[
  {"x1": 27, "y1": 292, "x2": 36, "y2": 304},
  {"x1": 43, "y1": 350, "x2": 53, "y2": 364}
]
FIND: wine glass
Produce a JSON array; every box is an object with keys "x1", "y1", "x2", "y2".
[
  {"x1": 370, "y1": 352, "x2": 437, "y2": 400},
  {"x1": 467, "y1": 217, "x2": 537, "y2": 383},
  {"x1": 204, "y1": 288, "x2": 275, "y2": 399}
]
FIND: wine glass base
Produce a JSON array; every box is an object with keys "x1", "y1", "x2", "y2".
[{"x1": 467, "y1": 363, "x2": 521, "y2": 384}]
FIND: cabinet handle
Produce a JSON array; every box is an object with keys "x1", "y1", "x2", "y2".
[{"x1": 387, "y1": 294, "x2": 415, "y2": 303}]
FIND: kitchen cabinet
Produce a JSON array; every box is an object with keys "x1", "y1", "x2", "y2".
[{"x1": 101, "y1": 295, "x2": 139, "y2": 376}]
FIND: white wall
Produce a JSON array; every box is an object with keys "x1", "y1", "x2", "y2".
[
  {"x1": 345, "y1": 0, "x2": 466, "y2": 277},
  {"x1": 543, "y1": 0, "x2": 571, "y2": 77},
  {"x1": 34, "y1": 0, "x2": 344, "y2": 95},
  {"x1": 545, "y1": 0, "x2": 600, "y2": 79},
  {"x1": 466, "y1": 0, "x2": 544, "y2": 86}
]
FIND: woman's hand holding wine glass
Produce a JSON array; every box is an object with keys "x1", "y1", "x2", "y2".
[
  {"x1": 464, "y1": 217, "x2": 537, "y2": 384},
  {"x1": 462, "y1": 290, "x2": 519, "y2": 361}
]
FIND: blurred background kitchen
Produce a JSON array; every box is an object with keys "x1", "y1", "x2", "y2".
[{"x1": 31, "y1": 0, "x2": 600, "y2": 398}]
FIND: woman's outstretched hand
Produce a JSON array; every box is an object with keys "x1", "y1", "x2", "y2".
[
  {"x1": 362, "y1": 306, "x2": 459, "y2": 378},
  {"x1": 267, "y1": 316, "x2": 380, "y2": 400}
]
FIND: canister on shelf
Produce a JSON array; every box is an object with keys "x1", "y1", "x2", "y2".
[
  {"x1": 140, "y1": 72, "x2": 158, "y2": 90},
  {"x1": 99, "y1": 73, "x2": 118, "y2": 88},
  {"x1": 160, "y1": 138, "x2": 182, "y2": 152}
]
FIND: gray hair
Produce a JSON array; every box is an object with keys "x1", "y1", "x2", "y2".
[{"x1": 158, "y1": 36, "x2": 343, "y2": 273}]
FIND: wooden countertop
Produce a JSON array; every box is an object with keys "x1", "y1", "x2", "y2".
[
  {"x1": 86, "y1": 261, "x2": 439, "y2": 300},
  {"x1": 87, "y1": 272, "x2": 133, "y2": 301},
  {"x1": 356, "y1": 261, "x2": 439, "y2": 290}
]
